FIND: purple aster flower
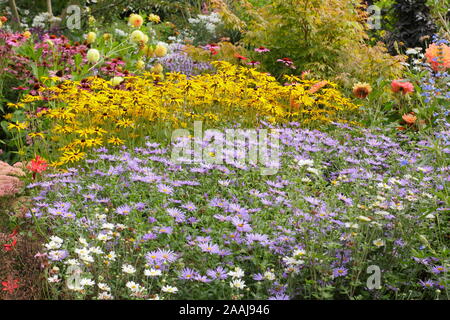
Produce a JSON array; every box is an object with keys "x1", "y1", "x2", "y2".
[
  {"x1": 206, "y1": 267, "x2": 228, "y2": 280},
  {"x1": 304, "y1": 196, "x2": 321, "y2": 206},
  {"x1": 179, "y1": 267, "x2": 199, "y2": 280},
  {"x1": 181, "y1": 202, "x2": 197, "y2": 211},
  {"x1": 156, "y1": 248, "x2": 178, "y2": 263},
  {"x1": 268, "y1": 293, "x2": 290, "y2": 300},
  {"x1": 156, "y1": 226, "x2": 173, "y2": 234},
  {"x1": 141, "y1": 233, "x2": 157, "y2": 241},
  {"x1": 83, "y1": 193, "x2": 96, "y2": 201},
  {"x1": 167, "y1": 208, "x2": 186, "y2": 222},
  {"x1": 337, "y1": 194, "x2": 353, "y2": 206},
  {"x1": 194, "y1": 275, "x2": 211, "y2": 283},
  {"x1": 157, "y1": 184, "x2": 173, "y2": 194},
  {"x1": 116, "y1": 205, "x2": 132, "y2": 215},
  {"x1": 231, "y1": 217, "x2": 253, "y2": 232},
  {"x1": 134, "y1": 202, "x2": 146, "y2": 211},
  {"x1": 187, "y1": 217, "x2": 199, "y2": 224},
  {"x1": 431, "y1": 266, "x2": 446, "y2": 274},
  {"x1": 48, "y1": 250, "x2": 68, "y2": 261},
  {"x1": 198, "y1": 242, "x2": 221, "y2": 254},
  {"x1": 48, "y1": 207, "x2": 68, "y2": 217},
  {"x1": 419, "y1": 279, "x2": 435, "y2": 289},
  {"x1": 332, "y1": 267, "x2": 348, "y2": 278},
  {"x1": 253, "y1": 273, "x2": 264, "y2": 281}
]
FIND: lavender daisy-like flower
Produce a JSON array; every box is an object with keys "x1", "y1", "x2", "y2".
[
  {"x1": 252, "y1": 273, "x2": 264, "y2": 281},
  {"x1": 268, "y1": 293, "x2": 290, "y2": 300},
  {"x1": 48, "y1": 207, "x2": 68, "y2": 217},
  {"x1": 332, "y1": 267, "x2": 348, "y2": 278},
  {"x1": 167, "y1": 208, "x2": 186, "y2": 222},
  {"x1": 198, "y1": 242, "x2": 221, "y2": 254},
  {"x1": 431, "y1": 266, "x2": 446, "y2": 274},
  {"x1": 83, "y1": 193, "x2": 96, "y2": 201},
  {"x1": 156, "y1": 248, "x2": 178, "y2": 263},
  {"x1": 194, "y1": 275, "x2": 211, "y2": 283},
  {"x1": 48, "y1": 250, "x2": 68, "y2": 261},
  {"x1": 156, "y1": 226, "x2": 173, "y2": 234},
  {"x1": 157, "y1": 184, "x2": 173, "y2": 194},
  {"x1": 231, "y1": 217, "x2": 253, "y2": 232},
  {"x1": 141, "y1": 233, "x2": 157, "y2": 241},
  {"x1": 179, "y1": 267, "x2": 199, "y2": 280},
  {"x1": 116, "y1": 205, "x2": 132, "y2": 216},
  {"x1": 206, "y1": 267, "x2": 228, "y2": 280},
  {"x1": 181, "y1": 202, "x2": 197, "y2": 211},
  {"x1": 419, "y1": 279, "x2": 435, "y2": 289}
]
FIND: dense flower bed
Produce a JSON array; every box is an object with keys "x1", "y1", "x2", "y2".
[
  {"x1": 23, "y1": 123, "x2": 449, "y2": 300},
  {"x1": 10, "y1": 62, "x2": 359, "y2": 166}
]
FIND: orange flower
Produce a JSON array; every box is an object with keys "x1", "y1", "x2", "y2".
[
  {"x1": 308, "y1": 80, "x2": 328, "y2": 94},
  {"x1": 425, "y1": 43, "x2": 450, "y2": 71},
  {"x1": 352, "y1": 82, "x2": 372, "y2": 99},
  {"x1": 22, "y1": 31, "x2": 31, "y2": 39},
  {"x1": 402, "y1": 113, "x2": 417, "y2": 125},
  {"x1": 391, "y1": 80, "x2": 414, "y2": 95}
]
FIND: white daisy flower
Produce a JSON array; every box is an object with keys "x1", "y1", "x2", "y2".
[
  {"x1": 230, "y1": 279, "x2": 246, "y2": 289},
  {"x1": 161, "y1": 285, "x2": 178, "y2": 293},
  {"x1": 122, "y1": 264, "x2": 136, "y2": 274},
  {"x1": 144, "y1": 269, "x2": 162, "y2": 277}
]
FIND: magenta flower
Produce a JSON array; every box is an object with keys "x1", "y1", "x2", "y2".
[{"x1": 255, "y1": 46, "x2": 270, "y2": 53}]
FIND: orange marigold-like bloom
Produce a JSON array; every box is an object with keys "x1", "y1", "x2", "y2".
[
  {"x1": 391, "y1": 80, "x2": 414, "y2": 95},
  {"x1": 352, "y1": 82, "x2": 372, "y2": 99},
  {"x1": 402, "y1": 113, "x2": 417, "y2": 125},
  {"x1": 425, "y1": 43, "x2": 450, "y2": 71}
]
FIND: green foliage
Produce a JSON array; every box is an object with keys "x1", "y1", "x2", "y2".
[
  {"x1": 233, "y1": 0, "x2": 406, "y2": 90},
  {"x1": 241, "y1": 0, "x2": 369, "y2": 76}
]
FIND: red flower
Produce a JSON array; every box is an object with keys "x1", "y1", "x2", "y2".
[
  {"x1": 3, "y1": 239, "x2": 17, "y2": 252},
  {"x1": 0, "y1": 16, "x2": 7, "y2": 23},
  {"x1": 391, "y1": 80, "x2": 414, "y2": 95},
  {"x1": 234, "y1": 54, "x2": 248, "y2": 61},
  {"x1": 27, "y1": 155, "x2": 48, "y2": 174},
  {"x1": 8, "y1": 229, "x2": 18, "y2": 238},
  {"x1": 2, "y1": 280, "x2": 19, "y2": 294}
]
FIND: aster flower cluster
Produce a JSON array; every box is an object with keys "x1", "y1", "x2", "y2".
[
  {"x1": 21, "y1": 122, "x2": 449, "y2": 300},
  {"x1": 158, "y1": 43, "x2": 213, "y2": 76}
]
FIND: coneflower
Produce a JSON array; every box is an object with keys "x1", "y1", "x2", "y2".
[{"x1": 352, "y1": 82, "x2": 372, "y2": 99}]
